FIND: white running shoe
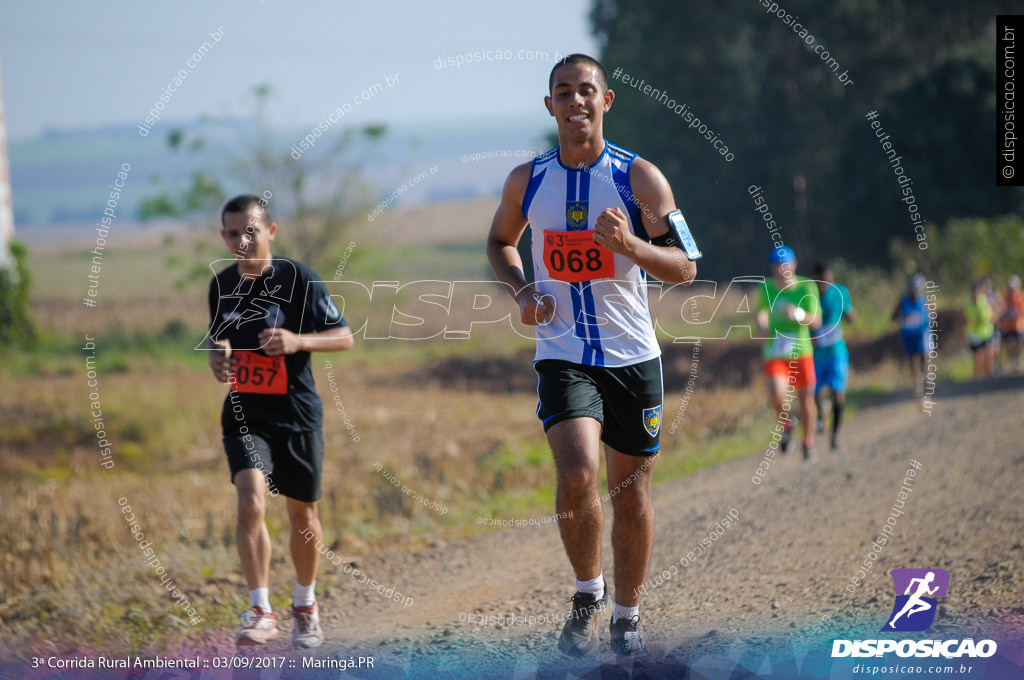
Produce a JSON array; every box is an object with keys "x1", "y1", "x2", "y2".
[
  {"x1": 291, "y1": 602, "x2": 323, "y2": 649},
  {"x1": 236, "y1": 606, "x2": 279, "y2": 647}
]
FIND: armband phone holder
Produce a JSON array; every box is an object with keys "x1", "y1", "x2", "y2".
[{"x1": 666, "y1": 210, "x2": 702, "y2": 260}]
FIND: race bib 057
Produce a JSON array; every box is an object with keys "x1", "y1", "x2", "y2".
[{"x1": 231, "y1": 351, "x2": 288, "y2": 395}]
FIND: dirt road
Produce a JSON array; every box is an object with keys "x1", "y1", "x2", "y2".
[{"x1": 194, "y1": 375, "x2": 1024, "y2": 679}]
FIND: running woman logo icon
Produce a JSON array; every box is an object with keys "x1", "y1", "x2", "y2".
[{"x1": 881, "y1": 568, "x2": 949, "y2": 632}]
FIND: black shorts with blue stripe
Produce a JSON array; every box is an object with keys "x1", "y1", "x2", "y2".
[{"x1": 534, "y1": 356, "x2": 663, "y2": 457}]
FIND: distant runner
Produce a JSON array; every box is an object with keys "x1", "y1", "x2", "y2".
[
  {"x1": 966, "y1": 279, "x2": 996, "y2": 379},
  {"x1": 984, "y1": 276, "x2": 1004, "y2": 369},
  {"x1": 756, "y1": 246, "x2": 821, "y2": 461},
  {"x1": 207, "y1": 194, "x2": 354, "y2": 649},
  {"x1": 811, "y1": 264, "x2": 856, "y2": 451},
  {"x1": 999, "y1": 274, "x2": 1024, "y2": 370},
  {"x1": 892, "y1": 274, "x2": 929, "y2": 396},
  {"x1": 487, "y1": 54, "x2": 698, "y2": 657}
]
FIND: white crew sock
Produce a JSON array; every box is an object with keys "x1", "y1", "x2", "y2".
[
  {"x1": 612, "y1": 602, "x2": 639, "y2": 624},
  {"x1": 576, "y1": 573, "x2": 605, "y2": 597},
  {"x1": 293, "y1": 580, "x2": 316, "y2": 608},
  {"x1": 250, "y1": 587, "x2": 271, "y2": 612}
]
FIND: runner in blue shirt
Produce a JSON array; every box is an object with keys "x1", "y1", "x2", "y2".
[
  {"x1": 811, "y1": 264, "x2": 856, "y2": 451},
  {"x1": 891, "y1": 274, "x2": 929, "y2": 397}
]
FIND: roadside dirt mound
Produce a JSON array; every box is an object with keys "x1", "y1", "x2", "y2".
[{"x1": 417, "y1": 309, "x2": 966, "y2": 393}]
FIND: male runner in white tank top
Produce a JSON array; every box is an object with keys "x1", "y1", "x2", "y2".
[{"x1": 487, "y1": 53, "x2": 698, "y2": 657}]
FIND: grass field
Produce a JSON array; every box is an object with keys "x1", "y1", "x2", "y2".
[{"x1": 2, "y1": 201, "x2": 972, "y2": 654}]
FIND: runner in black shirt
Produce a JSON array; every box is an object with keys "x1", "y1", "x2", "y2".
[{"x1": 206, "y1": 194, "x2": 353, "y2": 649}]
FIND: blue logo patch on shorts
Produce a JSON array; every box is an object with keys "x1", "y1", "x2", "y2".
[{"x1": 643, "y1": 406, "x2": 662, "y2": 437}]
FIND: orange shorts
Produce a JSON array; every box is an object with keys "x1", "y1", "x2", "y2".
[{"x1": 763, "y1": 355, "x2": 815, "y2": 389}]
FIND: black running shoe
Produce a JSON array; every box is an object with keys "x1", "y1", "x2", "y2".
[
  {"x1": 557, "y1": 587, "x2": 608, "y2": 657},
  {"x1": 780, "y1": 423, "x2": 794, "y2": 454},
  {"x1": 803, "y1": 441, "x2": 817, "y2": 462},
  {"x1": 610, "y1": 615, "x2": 648, "y2": 656}
]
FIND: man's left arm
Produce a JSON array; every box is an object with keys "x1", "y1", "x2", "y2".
[
  {"x1": 799, "y1": 280, "x2": 822, "y2": 330},
  {"x1": 842, "y1": 286, "x2": 858, "y2": 324},
  {"x1": 592, "y1": 158, "x2": 696, "y2": 285},
  {"x1": 259, "y1": 326, "x2": 353, "y2": 355}
]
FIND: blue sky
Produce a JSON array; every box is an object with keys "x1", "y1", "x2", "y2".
[{"x1": 0, "y1": 0, "x2": 598, "y2": 140}]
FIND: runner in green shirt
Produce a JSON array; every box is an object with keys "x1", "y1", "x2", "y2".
[
  {"x1": 756, "y1": 246, "x2": 821, "y2": 460},
  {"x1": 966, "y1": 279, "x2": 996, "y2": 379}
]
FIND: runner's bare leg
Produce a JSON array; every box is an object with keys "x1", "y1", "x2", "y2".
[
  {"x1": 287, "y1": 499, "x2": 322, "y2": 588},
  {"x1": 548, "y1": 417, "x2": 604, "y2": 582},
  {"x1": 766, "y1": 376, "x2": 788, "y2": 419},
  {"x1": 605, "y1": 447, "x2": 656, "y2": 607},
  {"x1": 235, "y1": 468, "x2": 271, "y2": 590},
  {"x1": 798, "y1": 384, "x2": 817, "y2": 442}
]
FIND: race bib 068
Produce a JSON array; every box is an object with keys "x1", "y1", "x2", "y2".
[{"x1": 542, "y1": 229, "x2": 614, "y2": 283}]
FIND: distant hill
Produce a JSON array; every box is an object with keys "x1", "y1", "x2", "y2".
[{"x1": 8, "y1": 115, "x2": 549, "y2": 230}]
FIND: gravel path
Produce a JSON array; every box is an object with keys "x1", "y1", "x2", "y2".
[{"x1": 196, "y1": 375, "x2": 1024, "y2": 678}]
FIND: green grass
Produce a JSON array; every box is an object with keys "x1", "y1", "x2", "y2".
[
  {"x1": 4, "y1": 325, "x2": 210, "y2": 377},
  {"x1": 28, "y1": 238, "x2": 197, "y2": 299},
  {"x1": 345, "y1": 241, "x2": 492, "y2": 282},
  {"x1": 942, "y1": 352, "x2": 975, "y2": 381}
]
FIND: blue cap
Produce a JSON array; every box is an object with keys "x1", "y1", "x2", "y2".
[{"x1": 770, "y1": 245, "x2": 796, "y2": 265}]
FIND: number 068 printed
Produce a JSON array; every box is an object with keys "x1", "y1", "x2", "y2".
[{"x1": 542, "y1": 229, "x2": 614, "y2": 283}]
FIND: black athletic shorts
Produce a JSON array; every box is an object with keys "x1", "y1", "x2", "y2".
[
  {"x1": 969, "y1": 336, "x2": 993, "y2": 353},
  {"x1": 535, "y1": 357, "x2": 663, "y2": 457},
  {"x1": 223, "y1": 430, "x2": 324, "y2": 502}
]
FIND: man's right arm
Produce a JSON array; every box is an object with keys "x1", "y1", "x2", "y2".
[
  {"x1": 485, "y1": 163, "x2": 553, "y2": 326},
  {"x1": 207, "y1": 277, "x2": 233, "y2": 382},
  {"x1": 756, "y1": 286, "x2": 771, "y2": 335}
]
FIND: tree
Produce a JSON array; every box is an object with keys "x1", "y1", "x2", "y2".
[
  {"x1": 892, "y1": 215, "x2": 1024, "y2": 292},
  {"x1": 835, "y1": 45, "x2": 1024, "y2": 272},
  {"x1": 0, "y1": 240, "x2": 35, "y2": 346},
  {"x1": 589, "y1": 0, "x2": 1019, "y2": 279}
]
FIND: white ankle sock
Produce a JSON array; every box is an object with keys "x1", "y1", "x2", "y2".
[
  {"x1": 293, "y1": 580, "x2": 316, "y2": 608},
  {"x1": 250, "y1": 587, "x2": 271, "y2": 612},
  {"x1": 576, "y1": 573, "x2": 605, "y2": 597},
  {"x1": 612, "y1": 602, "x2": 639, "y2": 623}
]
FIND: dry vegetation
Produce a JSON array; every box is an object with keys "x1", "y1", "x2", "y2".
[
  {"x1": 2, "y1": 201, "x2": 943, "y2": 655},
  {"x1": 1, "y1": 343, "x2": 796, "y2": 655}
]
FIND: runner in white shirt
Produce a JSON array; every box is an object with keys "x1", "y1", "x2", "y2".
[{"x1": 486, "y1": 54, "x2": 697, "y2": 657}]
